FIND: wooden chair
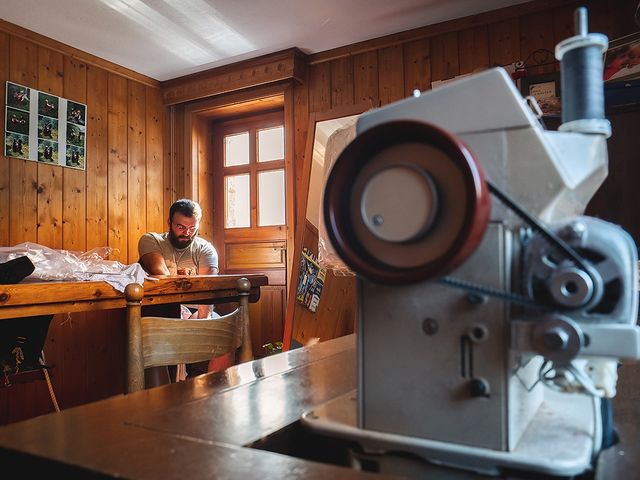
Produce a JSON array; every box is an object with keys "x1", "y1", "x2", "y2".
[{"x1": 141, "y1": 278, "x2": 253, "y2": 388}]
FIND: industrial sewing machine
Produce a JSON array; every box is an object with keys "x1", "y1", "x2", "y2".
[{"x1": 302, "y1": 8, "x2": 640, "y2": 478}]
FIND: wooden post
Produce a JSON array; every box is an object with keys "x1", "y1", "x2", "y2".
[
  {"x1": 237, "y1": 278, "x2": 254, "y2": 363},
  {"x1": 125, "y1": 283, "x2": 145, "y2": 393}
]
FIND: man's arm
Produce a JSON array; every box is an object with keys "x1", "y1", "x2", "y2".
[
  {"x1": 139, "y1": 252, "x2": 171, "y2": 276},
  {"x1": 198, "y1": 265, "x2": 219, "y2": 275}
]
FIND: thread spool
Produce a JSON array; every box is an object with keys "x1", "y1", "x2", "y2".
[{"x1": 555, "y1": 7, "x2": 611, "y2": 137}]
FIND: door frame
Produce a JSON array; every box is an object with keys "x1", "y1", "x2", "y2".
[{"x1": 177, "y1": 82, "x2": 296, "y2": 290}]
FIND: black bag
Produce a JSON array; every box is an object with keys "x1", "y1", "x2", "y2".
[
  {"x1": 0, "y1": 314, "x2": 53, "y2": 376},
  {"x1": 0, "y1": 255, "x2": 49, "y2": 377},
  {"x1": 0, "y1": 255, "x2": 35, "y2": 285}
]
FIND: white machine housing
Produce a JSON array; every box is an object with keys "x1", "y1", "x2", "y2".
[{"x1": 303, "y1": 65, "x2": 640, "y2": 477}]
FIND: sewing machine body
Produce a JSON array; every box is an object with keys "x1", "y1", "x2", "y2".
[{"x1": 303, "y1": 64, "x2": 640, "y2": 477}]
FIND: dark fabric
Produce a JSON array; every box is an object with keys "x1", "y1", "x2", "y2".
[
  {"x1": 0, "y1": 314, "x2": 53, "y2": 374},
  {"x1": 0, "y1": 256, "x2": 35, "y2": 284},
  {"x1": 141, "y1": 303, "x2": 181, "y2": 318}
]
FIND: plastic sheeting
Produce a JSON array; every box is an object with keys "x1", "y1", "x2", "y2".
[{"x1": 0, "y1": 242, "x2": 148, "y2": 292}]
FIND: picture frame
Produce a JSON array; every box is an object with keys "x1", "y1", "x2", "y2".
[
  {"x1": 520, "y1": 72, "x2": 561, "y2": 117},
  {"x1": 604, "y1": 32, "x2": 640, "y2": 82}
]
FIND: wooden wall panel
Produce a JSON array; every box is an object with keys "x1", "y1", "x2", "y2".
[
  {"x1": 488, "y1": 18, "x2": 521, "y2": 68},
  {"x1": 403, "y1": 38, "x2": 431, "y2": 95},
  {"x1": 45, "y1": 55, "x2": 87, "y2": 410},
  {"x1": 308, "y1": 63, "x2": 331, "y2": 113},
  {"x1": 585, "y1": 0, "x2": 617, "y2": 39},
  {"x1": 609, "y1": 0, "x2": 640, "y2": 38},
  {"x1": 587, "y1": 110, "x2": 640, "y2": 244},
  {"x1": 248, "y1": 286, "x2": 285, "y2": 357},
  {"x1": 107, "y1": 74, "x2": 128, "y2": 262},
  {"x1": 173, "y1": 103, "x2": 186, "y2": 200},
  {"x1": 61, "y1": 58, "x2": 89, "y2": 406},
  {"x1": 37, "y1": 47, "x2": 64, "y2": 249},
  {"x1": 62, "y1": 57, "x2": 87, "y2": 253},
  {"x1": 163, "y1": 105, "x2": 174, "y2": 218},
  {"x1": 353, "y1": 51, "x2": 379, "y2": 105},
  {"x1": 293, "y1": 83, "x2": 309, "y2": 229},
  {"x1": 83, "y1": 308, "x2": 126, "y2": 403},
  {"x1": 0, "y1": 378, "x2": 54, "y2": 425},
  {"x1": 0, "y1": 32, "x2": 9, "y2": 246},
  {"x1": 127, "y1": 81, "x2": 146, "y2": 263},
  {"x1": 146, "y1": 87, "x2": 165, "y2": 234},
  {"x1": 552, "y1": 4, "x2": 576, "y2": 62},
  {"x1": 85, "y1": 65, "x2": 109, "y2": 250},
  {"x1": 378, "y1": 45, "x2": 405, "y2": 105},
  {"x1": 519, "y1": 11, "x2": 555, "y2": 75},
  {"x1": 458, "y1": 26, "x2": 489, "y2": 75},
  {"x1": 330, "y1": 57, "x2": 354, "y2": 108},
  {"x1": 290, "y1": 220, "x2": 355, "y2": 346},
  {"x1": 194, "y1": 115, "x2": 213, "y2": 240},
  {"x1": 9, "y1": 37, "x2": 38, "y2": 245},
  {"x1": 430, "y1": 32, "x2": 460, "y2": 82}
]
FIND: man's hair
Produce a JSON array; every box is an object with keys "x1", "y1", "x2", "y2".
[{"x1": 169, "y1": 198, "x2": 202, "y2": 222}]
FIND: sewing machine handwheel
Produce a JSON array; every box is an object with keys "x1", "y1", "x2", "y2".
[{"x1": 324, "y1": 120, "x2": 490, "y2": 284}]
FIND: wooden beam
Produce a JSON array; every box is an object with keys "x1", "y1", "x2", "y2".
[{"x1": 161, "y1": 48, "x2": 307, "y2": 105}]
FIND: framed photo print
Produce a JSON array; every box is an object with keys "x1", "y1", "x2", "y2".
[
  {"x1": 520, "y1": 72, "x2": 561, "y2": 117},
  {"x1": 604, "y1": 32, "x2": 640, "y2": 82}
]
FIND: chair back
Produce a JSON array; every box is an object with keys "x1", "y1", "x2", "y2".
[{"x1": 141, "y1": 277, "x2": 253, "y2": 371}]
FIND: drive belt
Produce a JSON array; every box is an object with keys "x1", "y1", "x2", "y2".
[{"x1": 437, "y1": 179, "x2": 593, "y2": 309}]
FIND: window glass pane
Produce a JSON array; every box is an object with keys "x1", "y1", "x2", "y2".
[
  {"x1": 224, "y1": 132, "x2": 249, "y2": 166},
  {"x1": 257, "y1": 126, "x2": 284, "y2": 162},
  {"x1": 225, "y1": 174, "x2": 250, "y2": 228},
  {"x1": 258, "y1": 169, "x2": 285, "y2": 226}
]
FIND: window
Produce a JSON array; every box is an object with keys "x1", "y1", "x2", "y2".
[
  {"x1": 224, "y1": 132, "x2": 249, "y2": 166},
  {"x1": 221, "y1": 112, "x2": 285, "y2": 229},
  {"x1": 258, "y1": 126, "x2": 284, "y2": 162},
  {"x1": 225, "y1": 174, "x2": 250, "y2": 228},
  {"x1": 258, "y1": 169, "x2": 285, "y2": 226}
]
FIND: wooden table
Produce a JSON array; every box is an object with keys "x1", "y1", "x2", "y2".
[
  {"x1": 0, "y1": 333, "x2": 634, "y2": 479},
  {"x1": 0, "y1": 335, "x2": 392, "y2": 479},
  {"x1": 0, "y1": 274, "x2": 268, "y2": 393}
]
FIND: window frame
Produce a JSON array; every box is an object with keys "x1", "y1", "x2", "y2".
[{"x1": 217, "y1": 110, "x2": 286, "y2": 234}]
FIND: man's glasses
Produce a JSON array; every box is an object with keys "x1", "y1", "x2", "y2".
[{"x1": 172, "y1": 223, "x2": 198, "y2": 235}]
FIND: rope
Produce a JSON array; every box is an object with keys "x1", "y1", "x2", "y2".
[
  {"x1": 42, "y1": 367, "x2": 60, "y2": 412},
  {"x1": 40, "y1": 350, "x2": 60, "y2": 412}
]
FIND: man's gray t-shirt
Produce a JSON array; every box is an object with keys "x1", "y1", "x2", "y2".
[{"x1": 138, "y1": 232, "x2": 218, "y2": 275}]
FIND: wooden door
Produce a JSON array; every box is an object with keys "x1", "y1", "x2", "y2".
[{"x1": 212, "y1": 111, "x2": 287, "y2": 357}]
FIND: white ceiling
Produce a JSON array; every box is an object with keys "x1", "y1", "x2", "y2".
[{"x1": 0, "y1": 0, "x2": 528, "y2": 82}]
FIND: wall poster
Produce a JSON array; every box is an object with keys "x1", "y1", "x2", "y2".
[{"x1": 4, "y1": 81, "x2": 86, "y2": 170}]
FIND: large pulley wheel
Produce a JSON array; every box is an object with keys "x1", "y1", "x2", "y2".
[{"x1": 323, "y1": 120, "x2": 490, "y2": 285}]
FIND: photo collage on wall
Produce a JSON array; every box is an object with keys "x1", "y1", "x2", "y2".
[
  {"x1": 4, "y1": 81, "x2": 86, "y2": 170},
  {"x1": 296, "y1": 247, "x2": 326, "y2": 313}
]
